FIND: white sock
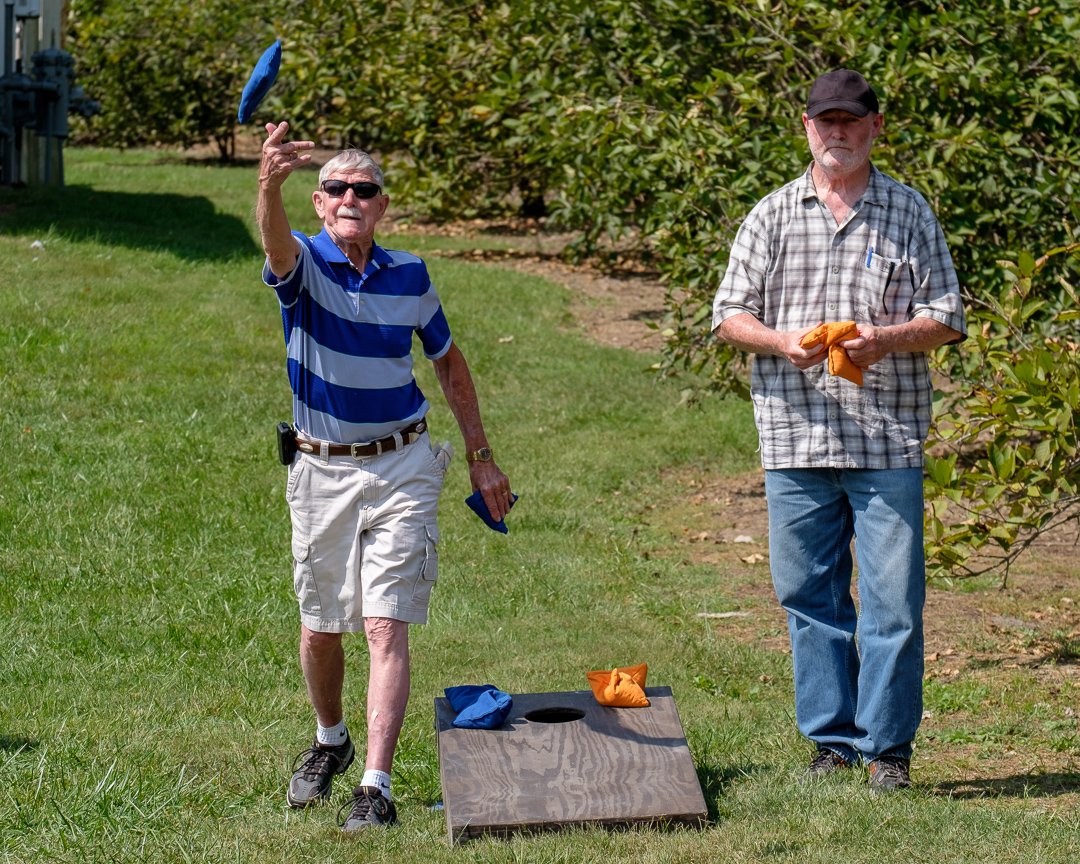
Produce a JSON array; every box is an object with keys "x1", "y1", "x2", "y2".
[
  {"x1": 361, "y1": 769, "x2": 392, "y2": 800},
  {"x1": 316, "y1": 720, "x2": 348, "y2": 747}
]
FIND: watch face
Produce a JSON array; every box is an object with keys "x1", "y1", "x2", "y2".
[{"x1": 471, "y1": 447, "x2": 492, "y2": 462}]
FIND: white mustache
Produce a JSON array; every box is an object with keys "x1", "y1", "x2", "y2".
[{"x1": 338, "y1": 207, "x2": 363, "y2": 218}]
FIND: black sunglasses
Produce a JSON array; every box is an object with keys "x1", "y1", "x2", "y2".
[{"x1": 320, "y1": 179, "x2": 382, "y2": 199}]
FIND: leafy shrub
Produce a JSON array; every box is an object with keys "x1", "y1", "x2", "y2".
[
  {"x1": 925, "y1": 244, "x2": 1080, "y2": 584},
  {"x1": 67, "y1": 0, "x2": 276, "y2": 157}
]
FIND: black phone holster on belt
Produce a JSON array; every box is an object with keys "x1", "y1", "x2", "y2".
[{"x1": 276, "y1": 422, "x2": 297, "y2": 465}]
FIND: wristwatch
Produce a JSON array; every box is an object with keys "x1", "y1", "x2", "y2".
[{"x1": 466, "y1": 446, "x2": 493, "y2": 463}]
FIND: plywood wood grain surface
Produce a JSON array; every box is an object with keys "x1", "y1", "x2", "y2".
[{"x1": 435, "y1": 686, "x2": 707, "y2": 843}]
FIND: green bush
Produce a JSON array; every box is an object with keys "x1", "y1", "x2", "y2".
[
  {"x1": 67, "y1": 0, "x2": 275, "y2": 157},
  {"x1": 925, "y1": 244, "x2": 1080, "y2": 583}
]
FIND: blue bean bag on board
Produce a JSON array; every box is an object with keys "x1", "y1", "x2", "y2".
[{"x1": 445, "y1": 684, "x2": 513, "y2": 730}]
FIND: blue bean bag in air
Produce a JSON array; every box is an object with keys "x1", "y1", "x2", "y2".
[{"x1": 237, "y1": 40, "x2": 281, "y2": 124}]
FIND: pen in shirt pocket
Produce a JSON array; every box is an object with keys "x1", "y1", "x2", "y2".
[{"x1": 865, "y1": 246, "x2": 874, "y2": 268}]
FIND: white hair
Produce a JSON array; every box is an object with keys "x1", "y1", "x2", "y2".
[{"x1": 318, "y1": 149, "x2": 385, "y2": 187}]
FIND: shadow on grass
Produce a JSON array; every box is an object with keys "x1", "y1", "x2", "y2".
[
  {"x1": 0, "y1": 184, "x2": 259, "y2": 262},
  {"x1": 0, "y1": 734, "x2": 38, "y2": 754},
  {"x1": 697, "y1": 762, "x2": 768, "y2": 823},
  {"x1": 935, "y1": 771, "x2": 1080, "y2": 799}
]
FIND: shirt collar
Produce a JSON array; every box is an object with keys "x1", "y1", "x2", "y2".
[
  {"x1": 863, "y1": 165, "x2": 888, "y2": 207},
  {"x1": 311, "y1": 227, "x2": 391, "y2": 269},
  {"x1": 798, "y1": 162, "x2": 887, "y2": 208},
  {"x1": 798, "y1": 164, "x2": 818, "y2": 202}
]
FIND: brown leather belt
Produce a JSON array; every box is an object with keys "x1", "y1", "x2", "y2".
[{"x1": 296, "y1": 419, "x2": 427, "y2": 458}]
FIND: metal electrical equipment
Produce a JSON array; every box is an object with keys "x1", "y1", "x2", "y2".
[{"x1": 1, "y1": 0, "x2": 98, "y2": 186}]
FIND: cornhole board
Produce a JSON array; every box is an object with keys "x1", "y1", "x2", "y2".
[{"x1": 434, "y1": 686, "x2": 707, "y2": 843}]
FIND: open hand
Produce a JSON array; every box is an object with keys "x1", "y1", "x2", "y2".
[{"x1": 259, "y1": 121, "x2": 315, "y2": 186}]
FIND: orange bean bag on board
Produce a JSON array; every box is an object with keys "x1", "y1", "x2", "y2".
[{"x1": 587, "y1": 663, "x2": 650, "y2": 707}]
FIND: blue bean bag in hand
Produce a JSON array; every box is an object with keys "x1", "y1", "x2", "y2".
[
  {"x1": 237, "y1": 40, "x2": 282, "y2": 124},
  {"x1": 465, "y1": 490, "x2": 518, "y2": 534},
  {"x1": 445, "y1": 684, "x2": 513, "y2": 730}
]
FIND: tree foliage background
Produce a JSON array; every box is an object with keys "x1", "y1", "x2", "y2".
[{"x1": 67, "y1": 0, "x2": 1080, "y2": 580}]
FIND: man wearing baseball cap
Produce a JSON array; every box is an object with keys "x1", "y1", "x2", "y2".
[{"x1": 711, "y1": 70, "x2": 966, "y2": 791}]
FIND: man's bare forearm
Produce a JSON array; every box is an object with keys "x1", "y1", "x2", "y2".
[
  {"x1": 257, "y1": 121, "x2": 313, "y2": 278},
  {"x1": 257, "y1": 183, "x2": 299, "y2": 277},
  {"x1": 715, "y1": 313, "x2": 787, "y2": 356},
  {"x1": 432, "y1": 343, "x2": 490, "y2": 452}
]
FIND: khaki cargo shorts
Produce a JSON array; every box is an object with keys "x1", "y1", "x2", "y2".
[{"x1": 284, "y1": 431, "x2": 449, "y2": 631}]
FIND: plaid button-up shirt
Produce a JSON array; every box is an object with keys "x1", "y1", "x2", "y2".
[{"x1": 712, "y1": 164, "x2": 966, "y2": 469}]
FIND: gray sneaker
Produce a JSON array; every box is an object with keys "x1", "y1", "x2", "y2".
[
  {"x1": 286, "y1": 736, "x2": 355, "y2": 808},
  {"x1": 338, "y1": 785, "x2": 398, "y2": 833},
  {"x1": 867, "y1": 755, "x2": 912, "y2": 793}
]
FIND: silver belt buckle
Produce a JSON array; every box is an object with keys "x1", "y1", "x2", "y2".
[{"x1": 349, "y1": 439, "x2": 384, "y2": 459}]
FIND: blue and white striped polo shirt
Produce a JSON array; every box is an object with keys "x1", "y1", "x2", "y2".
[{"x1": 263, "y1": 228, "x2": 452, "y2": 444}]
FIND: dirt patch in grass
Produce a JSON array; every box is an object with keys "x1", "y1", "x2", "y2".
[
  {"x1": 397, "y1": 216, "x2": 668, "y2": 354},
  {"x1": 499, "y1": 253, "x2": 666, "y2": 354}
]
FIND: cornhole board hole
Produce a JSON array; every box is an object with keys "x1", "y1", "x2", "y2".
[{"x1": 434, "y1": 686, "x2": 707, "y2": 843}]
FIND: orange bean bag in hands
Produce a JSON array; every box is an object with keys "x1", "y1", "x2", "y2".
[
  {"x1": 799, "y1": 321, "x2": 863, "y2": 386},
  {"x1": 586, "y1": 663, "x2": 650, "y2": 707}
]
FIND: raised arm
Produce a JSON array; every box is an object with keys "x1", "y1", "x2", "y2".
[{"x1": 256, "y1": 121, "x2": 315, "y2": 278}]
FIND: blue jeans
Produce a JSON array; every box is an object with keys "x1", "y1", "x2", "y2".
[{"x1": 764, "y1": 468, "x2": 925, "y2": 763}]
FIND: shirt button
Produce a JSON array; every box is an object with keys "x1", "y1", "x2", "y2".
[
  {"x1": 832, "y1": 266, "x2": 840, "y2": 274},
  {"x1": 828, "y1": 303, "x2": 837, "y2": 311}
]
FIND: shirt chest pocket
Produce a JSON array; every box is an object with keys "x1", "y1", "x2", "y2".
[{"x1": 858, "y1": 252, "x2": 913, "y2": 326}]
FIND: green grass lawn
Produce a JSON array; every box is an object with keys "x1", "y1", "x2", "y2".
[{"x1": 1, "y1": 148, "x2": 1076, "y2": 863}]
